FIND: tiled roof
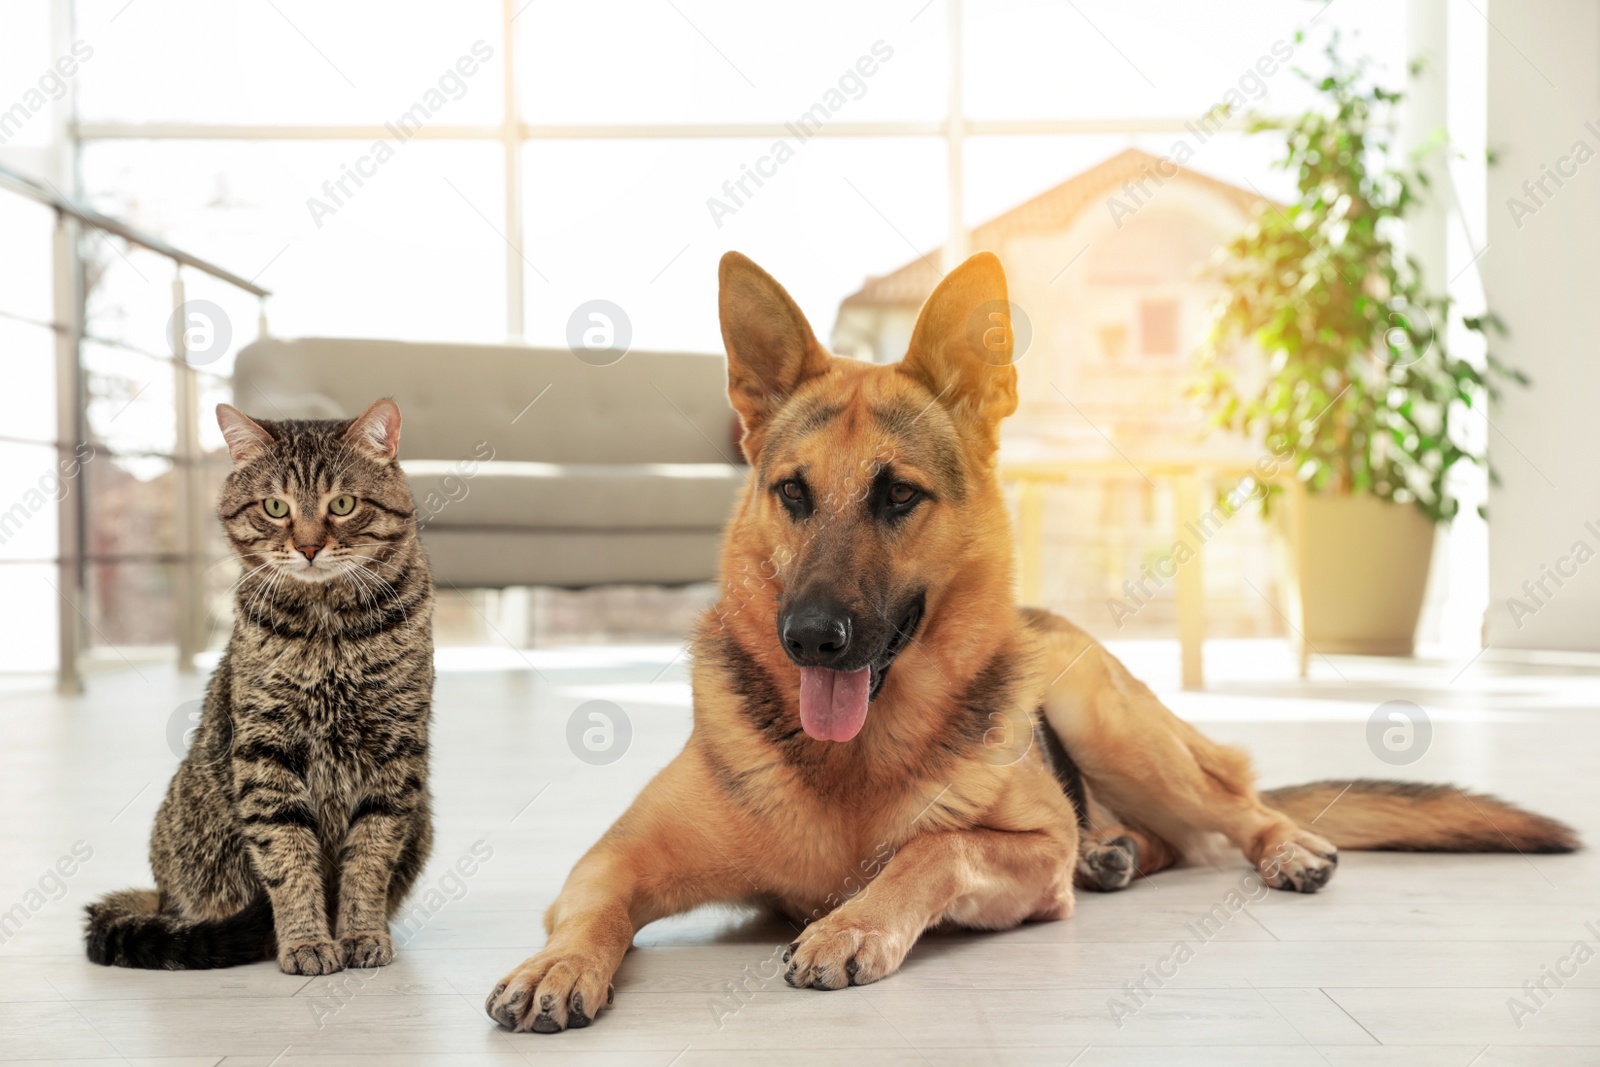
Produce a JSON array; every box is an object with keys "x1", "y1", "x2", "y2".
[{"x1": 839, "y1": 147, "x2": 1269, "y2": 309}]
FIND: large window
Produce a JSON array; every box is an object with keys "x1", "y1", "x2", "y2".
[
  {"x1": 2, "y1": 0, "x2": 1417, "y2": 674},
  {"x1": 72, "y1": 0, "x2": 1407, "y2": 352}
]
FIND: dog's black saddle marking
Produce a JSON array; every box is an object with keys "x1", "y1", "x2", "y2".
[{"x1": 1036, "y1": 713, "x2": 1090, "y2": 831}]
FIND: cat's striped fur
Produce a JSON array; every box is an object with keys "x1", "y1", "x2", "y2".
[{"x1": 85, "y1": 399, "x2": 435, "y2": 974}]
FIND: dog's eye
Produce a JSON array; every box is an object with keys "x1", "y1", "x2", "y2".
[
  {"x1": 263, "y1": 497, "x2": 289, "y2": 519},
  {"x1": 873, "y1": 478, "x2": 925, "y2": 523},
  {"x1": 329, "y1": 494, "x2": 356, "y2": 516},
  {"x1": 774, "y1": 478, "x2": 812, "y2": 519}
]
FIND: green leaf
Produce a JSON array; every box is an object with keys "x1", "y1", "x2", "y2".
[{"x1": 1191, "y1": 30, "x2": 1525, "y2": 527}]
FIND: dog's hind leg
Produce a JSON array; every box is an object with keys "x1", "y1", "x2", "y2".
[
  {"x1": 1061, "y1": 775, "x2": 1179, "y2": 891},
  {"x1": 1038, "y1": 700, "x2": 1180, "y2": 892},
  {"x1": 1075, "y1": 825, "x2": 1180, "y2": 892},
  {"x1": 1035, "y1": 620, "x2": 1338, "y2": 893}
]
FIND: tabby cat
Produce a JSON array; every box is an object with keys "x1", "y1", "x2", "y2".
[{"x1": 85, "y1": 399, "x2": 435, "y2": 974}]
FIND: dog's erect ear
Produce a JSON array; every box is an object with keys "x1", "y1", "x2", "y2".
[
  {"x1": 719, "y1": 251, "x2": 831, "y2": 461},
  {"x1": 344, "y1": 398, "x2": 403, "y2": 463},
  {"x1": 216, "y1": 404, "x2": 275, "y2": 466},
  {"x1": 897, "y1": 252, "x2": 1018, "y2": 455}
]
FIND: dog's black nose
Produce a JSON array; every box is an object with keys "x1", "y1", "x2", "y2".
[{"x1": 781, "y1": 601, "x2": 852, "y2": 667}]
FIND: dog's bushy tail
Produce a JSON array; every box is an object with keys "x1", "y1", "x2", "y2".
[
  {"x1": 84, "y1": 889, "x2": 275, "y2": 969},
  {"x1": 1262, "y1": 779, "x2": 1580, "y2": 853}
]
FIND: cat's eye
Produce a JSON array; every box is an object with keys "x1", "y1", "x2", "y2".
[
  {"x1": 263, "y1": 497, "x2": 289, "y2": 519},
  {"x1": 329, "y1": 494, "x2": 356, "y2": 516}
]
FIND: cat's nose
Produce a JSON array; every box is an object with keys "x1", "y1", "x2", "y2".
[{"x1": 297, "y1": 545, "x2": 322, "y2": 562}]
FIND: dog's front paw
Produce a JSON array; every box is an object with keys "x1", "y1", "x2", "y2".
[
  {"x1": 486, "y1": 950, "x2": 615, "y2": 1033},
  {"x1": 340, "y1": 931, "x2": 394, "y2": 969},
  {"x1": 785, "y1": 915, "x2": 910, "y2": 990},
  {"x1": 279, "y1": 939, "x2": 344, "y2": 975},
  {"x1": 1258, "y1": 829, "x2": 1338, "y2": 893}
]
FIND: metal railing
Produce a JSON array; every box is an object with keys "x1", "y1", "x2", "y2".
[{"x1": 0, "y1": 161, "x2": 271, "y2": 692}]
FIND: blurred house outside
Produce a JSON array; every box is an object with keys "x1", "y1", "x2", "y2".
[{"x1": 833, "y1": 148, "x2": 1284, "y2": 639}]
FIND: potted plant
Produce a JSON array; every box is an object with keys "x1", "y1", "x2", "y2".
[{"x1": 1195, "y1": 35, "x2": 1521, "y2": 657}]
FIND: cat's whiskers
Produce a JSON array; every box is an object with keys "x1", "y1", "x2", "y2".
[
  {"x1": 334, "y1": 552, "x2": 399, "y2": 585},
  {"x1": 333, "y1": 553, "x2": 407, "y2": 621},
  {"x1": 229, "y1": 559, "x2": 277, "y2": 592},
  {"x1": 351, "y1": 570, "x2": 395, "y2": 620},
  {"x1": 245, "y1": 567, "x2": 279, "y2": 625},
  {"x1": 244, "y1": 561, "x2": 292, "y2": 626},
  {"x1": 344, "y1": 560, "x2": 397, "y2": 614},
  {"x1": 336, "y1": 551, "x2": 396, "y2": 576},
  {"x1": 237, "y1": 564, "x2": 273, "y2": 622},
  {"x1": 210, "y1": 554, "x2": 250, "y2": 575},
  {"x1": 336, "y1": 560, "x2": 378, "y2": 609}
]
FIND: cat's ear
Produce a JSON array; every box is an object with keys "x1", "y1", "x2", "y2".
[
  {"x1": 344, "y1": 398, "x2": 402, "y2": 463},
  {"x1": 216, "y1": 404, "x2": 275, "y2": 466}
]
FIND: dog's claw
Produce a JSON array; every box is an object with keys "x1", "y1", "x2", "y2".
[
  {"x1": 1260, "y1": 832, "x2": 1339, "y2": 893},
  {"x1": 567, "y1": 992, "x2": 592, "y2": 1029},
  {"x1": 488, "y1": 987, "x2": 524, "y2": 1030},
  {"x1": 487, "y1": 952, "x2": 616, "y2": 1033}
]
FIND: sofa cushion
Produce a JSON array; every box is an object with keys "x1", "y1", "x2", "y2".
[
  {"x1": 234, "y1": 339, "x2": 740, "y2": 465},
  {"x1": 403, "y1": 460, "x2": 746, "y2": 532},
  {"x1": 418, "y1": 528, "x2": 726, "y2": 588}
]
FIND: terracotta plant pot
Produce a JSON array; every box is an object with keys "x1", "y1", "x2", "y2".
[{"x1": 1274, "y1": 493, "x2": 1435, "y2": 658}]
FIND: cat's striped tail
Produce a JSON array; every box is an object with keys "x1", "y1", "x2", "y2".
[{"x1": 84, "y1": 889, "x2": 275, "y2": 969}]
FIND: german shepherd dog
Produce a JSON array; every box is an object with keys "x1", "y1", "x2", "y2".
[{"x1": 485, "y1": 251, "x2": 1578, "y2": 1033}]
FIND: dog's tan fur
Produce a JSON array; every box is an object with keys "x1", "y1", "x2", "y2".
[{"x1": 485, "y1": 251, "x2": 1578, "y2": 1033}]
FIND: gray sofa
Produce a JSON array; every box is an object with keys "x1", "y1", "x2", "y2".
[{"x1": 232, "y1": 338, "x2": 746, "y2": 587}]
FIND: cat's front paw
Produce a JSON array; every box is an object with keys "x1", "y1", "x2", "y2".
[
  {"x1": 340, "y1": 931, "x2": 395, "y2": 969},
  {"x1": 279, "y1": 939, "x2": 345, "y2": 975}
]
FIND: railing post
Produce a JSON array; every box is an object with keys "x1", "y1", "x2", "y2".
[
  {"x1": 171, "y1": 270, "x2": 206, "y2": 671},
  {"x1": 2, "y1": 163, "x2": 269, "y2": 686},
  {"x1": 53, "y1": 211, "x2": 85, "y2": 694}
]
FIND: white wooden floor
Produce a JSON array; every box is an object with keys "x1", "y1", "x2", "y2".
[{"x1": 3, "y1": 639, "x2": 1599, "y2": 1066}]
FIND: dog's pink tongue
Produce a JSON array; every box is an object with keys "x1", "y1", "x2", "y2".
[{"x1": 798, "y1": 666, "x2": 871, "y2": 742}]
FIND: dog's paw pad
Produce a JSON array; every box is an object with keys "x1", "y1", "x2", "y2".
[
  {"x1": 486, "y1": 952, "x2": 615, "y2": 1033},
  {"x1": 1259, "y1": 830, "x2": 1339, "y2": 894},
  {"x1": 787, "y1": 917, "x2": 907, "y2": 990},
  {"x1": 1076, "y1": 835, "x2": 1139, "y2": 892}
]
